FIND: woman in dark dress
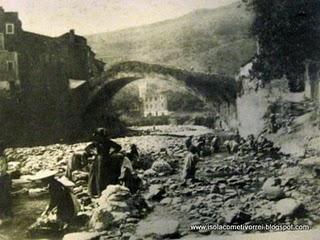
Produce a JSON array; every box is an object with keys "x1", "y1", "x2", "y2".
[
  {"x1": 0, "y1": 155, "x2": 12, "y2": 219},
  {"x1": 44, "y1": 177, "x2": 77, "y2": 222},
  {"x1": 31, "y1": 170, "x2": 78, "y2": 223},
  {"x1": 86, "y1": 128, "x2": 122, "y2": 197},
  {"x1": 126, "y1": 144, "x2": 139, "y2": 168},
  {"x1": 28, "y1": 170, "x2": 79, "y2": 237}
]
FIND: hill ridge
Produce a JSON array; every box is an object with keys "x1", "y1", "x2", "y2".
[{"x1": 87, "y1": 1, "x2": 256, "y2": 76}]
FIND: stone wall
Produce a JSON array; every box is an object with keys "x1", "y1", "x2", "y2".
[{"x1": 236, "y1": 62, "x2": 306, "y2": 137}]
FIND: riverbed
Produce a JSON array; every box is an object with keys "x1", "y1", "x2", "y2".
[
  {"x1": 1, "y1": 124, "x2": 315, "y2": 239},
  {"x1": 0, "y1": 125, "x2": 216, "y2": 240},
  {"x1": 0, "y1": 196, "x2": 47, "y2": 240}
]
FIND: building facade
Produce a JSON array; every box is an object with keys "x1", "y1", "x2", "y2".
[
  {"x1": 0, "y1": 8, "x2": 20, "y2": 94},
  {"x1": 138, "y1": 82, "x2": 169, "y2": 117},
  {"x1": 0, "y1": 7, "x2": 105, "y2": 146},
  {"x1": 143, "y1": 93, "x2": 169, "y2": 117},
  {"x1": 0, "y1": 7, "x2": 104, "y2": 96}
]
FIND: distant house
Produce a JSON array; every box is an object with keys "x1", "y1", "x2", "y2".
[
  {"x1": 138, "y1": 82, "x2": 170, "y2": 117},
  {"x1": 143, "y1": 92, "x2": 169, "y2": 117}
]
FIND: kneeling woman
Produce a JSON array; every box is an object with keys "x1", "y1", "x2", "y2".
[{"x1": 29, "y1": 170, "x2": 79, "y2": 237}]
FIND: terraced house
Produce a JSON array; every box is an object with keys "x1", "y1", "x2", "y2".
[{"x1": 0, "y1": 7, "x2": 105, "y2": 146}]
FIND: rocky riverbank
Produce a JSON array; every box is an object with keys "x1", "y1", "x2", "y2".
[{"x1": 2, "y1": 125, "x2": 320, "y2": 239}]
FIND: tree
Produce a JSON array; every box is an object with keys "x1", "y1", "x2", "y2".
[{"x1": 244, "y1": 0, "x2": 320, "y2": 92}]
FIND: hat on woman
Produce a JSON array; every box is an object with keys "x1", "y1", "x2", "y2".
[{"x1": 92, "y1": 127, "x2": 108, "y2": 142}]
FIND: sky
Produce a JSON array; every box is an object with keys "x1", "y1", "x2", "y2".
[{"x1": 0, "y1": 0, "x2": 238, "y2": 36}]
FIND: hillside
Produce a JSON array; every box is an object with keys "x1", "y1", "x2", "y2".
[{"x1": 87, "y1": 2, "x2": 256, "y2": 76}]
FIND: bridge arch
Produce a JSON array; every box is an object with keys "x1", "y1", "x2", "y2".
[{"x1": 85, "y1": 61, "x2": 238, "y2": 125}]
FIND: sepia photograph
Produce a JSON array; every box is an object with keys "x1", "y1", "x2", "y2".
[{"x1": 0, "y1": 0, "x2": 319, "y2": 239}]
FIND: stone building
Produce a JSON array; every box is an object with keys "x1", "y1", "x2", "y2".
[
  {"x1": 138, "y1": 82, "x2": 169, "y2": 117},
  {"x1": 143, "y1": 92, "x2": 169, "y2": 117},
  {"x1": 0, "y1": 7, "x2": 105, "y2": 146},
  {"x1": 0, "y1": 8, "x2": 20, "y2": 94}
]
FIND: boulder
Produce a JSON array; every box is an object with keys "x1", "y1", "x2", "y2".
[
  {"x1": 143, "y1": 169, "x2": 157, "y2": 177},
  {"x1": 280, "y1": 167, "x2": 302, "y2": 186},
  {"x1": 145, "y1": 184, "x2": 165, "y2": 201},
  {"x1": 274, "y1": 198, "x2": 303, "y2": 217},
  {"x1": 262, "y1": 177, "x2": 284, "y2": 200},
  {"x1": 171, "y1": 197, "x2": 182, "y2": 205},
  {"x1": 135, "y1": 218, "x2": 180, "y2": 239},
  {"x1": 62, "y1": 231, "x2": 106, "y2": 240},
  {"x1": 73, "y1": 186, "x2": 83, "y2": 194},
  {"x1": 89, "y1": 206, "x2": 116, "y2": 231},
  {"x1": 300, "y1": 157, "x2": 320, "y2": 168},
  {"x1": 281, "y1": 166, "x2": 302, "y2": 178},
  {"x1": 180, "y1": 204, "x2": 193, "y2": 212},
  {"x1": 160, "y1": 197, "x2": 172, "y2": 205},
  {"x1": 224, "y1": 209, "x2": 251, "y2": 224},
  {"x1": 98, "y1": 185, "x2": 131, "y2": 203},
  {"x1": 89, "y1": 185, "x2": 135, "y2": 231},
  {"x1": 72, "y1": 171, "x2": 89, "y2": 182},
  {"x1": 151, "y1": 160, "x2": 172, "y2": 175}
]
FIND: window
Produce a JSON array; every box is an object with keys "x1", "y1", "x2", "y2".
[
  {"x1": 7, "y1": 61, "x2": 14, "y2": 71},
  {"x1": 5, "y1": 23, "x2": 15, "y2": 35}
]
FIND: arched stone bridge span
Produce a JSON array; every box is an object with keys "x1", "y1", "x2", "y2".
[{"x1": 85, "y1": 61, "x2": 238, "y2": 125}]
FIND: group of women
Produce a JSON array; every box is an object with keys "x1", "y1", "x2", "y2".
[
  {"x1": 85, "y1": 128, "x2": 140, "y2": 197},
  {"x1": 0, "y1": 127, "x2": 141, "y2": 237}
]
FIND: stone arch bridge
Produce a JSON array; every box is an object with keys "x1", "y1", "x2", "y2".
[{"x1": 84, "y1": 61, "x2": 238, "y2": 126}]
